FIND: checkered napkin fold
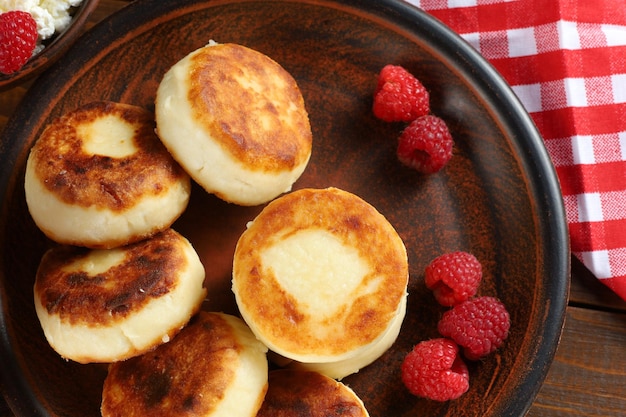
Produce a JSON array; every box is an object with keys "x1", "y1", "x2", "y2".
[{"x1": 406, "y1": 0, "x2": 626, "y2": 300}]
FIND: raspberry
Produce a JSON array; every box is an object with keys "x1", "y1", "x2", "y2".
[
  {"x1": 397, "y1": 115, "x2": 453, "y2": 174},
  {"x1": 373, "y1": 64, "x2": 430, "y2": 122},
  {"x1": 425, "y1": 251, "x2": 482, "y2": 306},
  {"x1": 438, "y1": 296, "x2": 511, "y2": 360},
  {"x1": 0, "y1": 11, "x2": 38, "y2": 74},
  {"x1": 401, "y1": 338, "x2": 469, "y2": 401}
]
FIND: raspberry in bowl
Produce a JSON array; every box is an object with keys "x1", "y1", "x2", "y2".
[{"x1": 0, "y1": 0, "x2": 99, "y2": 91}]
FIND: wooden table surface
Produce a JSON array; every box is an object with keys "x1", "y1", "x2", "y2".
[{"x1": 1, "y1": 1, "x2": 625, "y2": 416}]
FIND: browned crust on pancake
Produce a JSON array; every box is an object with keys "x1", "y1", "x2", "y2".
[
  {"x1": 30, "y1": 101, "x2": 188, "y2": 211},
  {"x1": 257, "y1": 370, "x2": 368, "y2": 417},
  {"x1": 233, "y1": 187, "x2": 408, "y2": 358},
  {"x1": 101, "y1": 312, "x2": 254, "y2": 417},
  {"x1": 34, "y1": 229, "x2": 191, "y2": 326},
  {"x1": 187, "y1": 43, "x2": 312, "y2": 172}
]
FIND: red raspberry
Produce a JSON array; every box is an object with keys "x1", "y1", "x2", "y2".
[
  {"x1": 0, "y1": 11, "x2": 38, "y2": 74},
  {"x1": 401, "y1": 338, "x2": 469, "y2": 401},
  {"x1": 425, "y1": 251, "x2": 482, "y2": 306},
  {"x1": 373, "y1": 64, "x2": 430, "y2": 122},
  {"x1": 438, "y1": 296, "x2": 511, "y2": 361},
  {"x1": 397, "y1": 115, "x2": 453, "y2": 174}
]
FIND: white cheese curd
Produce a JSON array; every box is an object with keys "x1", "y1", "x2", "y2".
[{"x1": 0, "y1": 0, "x2": 83, "y2": 53}]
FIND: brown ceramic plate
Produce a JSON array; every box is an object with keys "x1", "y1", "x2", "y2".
[{"x1": 0, "y1": 0, "x2": 569, "y2": 416}]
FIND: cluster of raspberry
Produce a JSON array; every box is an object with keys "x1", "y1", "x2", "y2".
[
  {"x1": 402, "y1": 251, "x2": 511, "y2": 401},
  {"x1": 372, "y1": 66, "x2": 510, "y2": 401},
  {"x1": 372, "y1": 64, "x2": 454, "y2": 174}
]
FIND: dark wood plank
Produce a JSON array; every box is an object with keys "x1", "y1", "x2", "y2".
[
  {"x1": 529, "y1": 306, "x2": 626, "y2": 416},
  {"x1": 569, "y1": 256, "x2": 626, "y2": 312}
]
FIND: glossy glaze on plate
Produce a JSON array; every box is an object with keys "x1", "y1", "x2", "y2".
[{"x1": 0, "y1": 1, "x2": 569, "y2": 416}]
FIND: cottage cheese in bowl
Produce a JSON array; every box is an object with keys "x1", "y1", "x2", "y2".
[{"x1": 0, "y1": 0, "x2": 83, "y2": 52}]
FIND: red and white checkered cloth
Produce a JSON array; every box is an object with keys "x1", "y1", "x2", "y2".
[{"x1": 405, "y1": 0, "x2": 626, "y2": 300}]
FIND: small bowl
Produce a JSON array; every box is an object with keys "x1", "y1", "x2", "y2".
[{"x1": 0, "y1": 0, "x2": 100, "y2": 91}]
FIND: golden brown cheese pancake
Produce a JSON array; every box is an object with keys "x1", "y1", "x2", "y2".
[
  {"x1": 155, "y1": 42, "x2": 312, "y2": 206},
  {"x1": 33, "y1": 229, "x2": 206, "y2": 364},
  {"x1": 101, "y1": 312, "x2": 268, "y2": 417},
  {"x1": 232, "y1": 187, "x2": 408, "y2": 376},
  {"x1": 24, "y1": 101, "x2": 191, "y2": 249},
  {"x1": 283, "y1": 292, "x2": 406, "y2": 380},
  {"x1": 256, "y1": 370, "x2": 369, "y2": 417}
]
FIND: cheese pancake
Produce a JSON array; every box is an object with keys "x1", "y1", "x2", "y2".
[
  {"x1": 34, "y1": 229, "x2": 206, "y2": 364},
  {"x1": 24, "y1": 101, "x2": 191, "y2": 249},
  {"x1": 232, "y1": 187, "x2": 408, "y2": 366},
  {"x1": 284, "y1": 293, "x2": 406, "y2": 380},
  {"x1": 257, "y1": 370, "x2": 369, "y2": 417},
  {"x1": 101, "y1": 312, "x2": 268, "y2": 417},
  {"x1": 155, "y1": 42, "x2": 312, "y2": 206}
]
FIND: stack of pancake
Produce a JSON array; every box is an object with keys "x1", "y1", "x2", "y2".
[
  {"x1": 25, "y1": 42, "x2": 406, "y2": 416},
  {"x1": 232, "y1": 187, "x2": 408, "y2": 380},
  {"x1": 26, "y1": 101, "x2": 206, "y2": 365}
]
